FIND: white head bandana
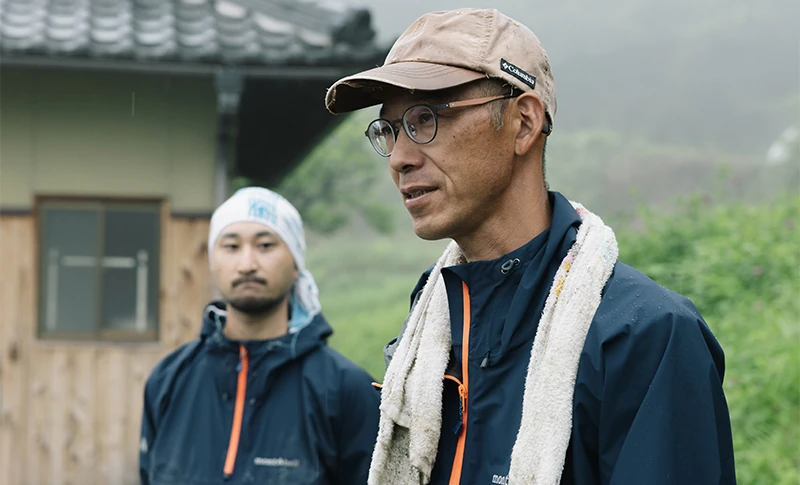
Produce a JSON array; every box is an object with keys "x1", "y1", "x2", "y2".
[{"x1": 208, "y1": 187, "x2": 321, "y2": 332}]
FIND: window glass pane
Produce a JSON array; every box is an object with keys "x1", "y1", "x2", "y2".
[
  {"x1": 102, "y1": 209, "x2": 160, "y2": 332},
  {"x1": 40, "y1": 208, "x2": 99, "y2": 334}
]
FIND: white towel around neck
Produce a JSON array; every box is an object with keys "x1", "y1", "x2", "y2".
[{"x1": 368, "y1": 201, "x2": 618, "y2": 485}]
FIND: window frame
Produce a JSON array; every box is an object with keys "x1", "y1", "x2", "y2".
[{"x1": 36, "y1": 196, "x2": 164, "y2": 343}]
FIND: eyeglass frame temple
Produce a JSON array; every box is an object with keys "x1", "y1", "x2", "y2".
[
  {"x1": 447, "y1": 90, "x2": 551, "y2": 134},
  {"x1": 362, "y1": 87, "x2": 523, "y2": 154},
  {"x1": 440, "y1": 90, "x2": 517, "y2": 110}
]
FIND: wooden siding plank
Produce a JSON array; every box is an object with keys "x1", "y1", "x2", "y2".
[
  {"x1": 65, "y1": 348, "x2": 97, "y2": 484},
  {"x1": 0, "y1": 215, "x2": 211, "y2": 484},
  {"x1": 95, "y1": 348, "x2": 128, "y2": 484},
  {"x1": 28, "y1": 347, "x2": 53, "y2": 485},
  {"x1": 0, "y1": 217, "x2": 33, "y2": 485}
]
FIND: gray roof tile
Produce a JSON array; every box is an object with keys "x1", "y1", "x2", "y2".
[{"x1": 0, "y1": 0, "x2": 381, "y2": 65}]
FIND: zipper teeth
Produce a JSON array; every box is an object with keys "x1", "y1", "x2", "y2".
[
  {"x1": 448, "y1": 281, "x2": 471, "y2": 485},
  {"x1": 223, "y1": 345, "x2": 248, "y2": 478},
  {"x1": 444, "y1": 375, "x2": 467, "y2": 435}
]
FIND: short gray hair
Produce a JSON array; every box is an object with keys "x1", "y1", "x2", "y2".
[{"x1": 472, "y1": 78, "x2": 512, "y2": 130}]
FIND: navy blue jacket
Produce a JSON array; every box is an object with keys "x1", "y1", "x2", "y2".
[
  {"x1": 140, "y1": 303, "x2": 380, "y2": 485},
  {"x1": 387, "y1": 192, "x2": 736, "y2": 485}
]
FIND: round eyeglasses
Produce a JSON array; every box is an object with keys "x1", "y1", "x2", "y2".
[{"x1": 364, "y1": 91, "x2": 518, "y2": 157}]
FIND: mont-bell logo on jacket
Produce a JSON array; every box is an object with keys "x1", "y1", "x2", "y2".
[
  {"x1": 492, "y1": 474, "x2": 509, "y2": 485},
  {"x1": 254, "y1": 457, "x2": 301, "y2": 468}
]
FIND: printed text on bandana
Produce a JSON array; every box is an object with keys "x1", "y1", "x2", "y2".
[{"x1": 248, "y1": 197, "x2": 277, "y2": 225}]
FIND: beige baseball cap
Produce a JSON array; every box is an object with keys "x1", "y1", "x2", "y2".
[{"x1": 325, "y1": 8, "x2": 556, "y2": 123}]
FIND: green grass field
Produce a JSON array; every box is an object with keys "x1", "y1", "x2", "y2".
[
  {"x1": 308, "y1": 193, "x2": 799, "y2": 484},
  {"x1": 307, "y1": 230, "x2": 447, "y2": 375}
]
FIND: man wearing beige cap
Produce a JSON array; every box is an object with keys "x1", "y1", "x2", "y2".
[{"x1": 326, "y1": 8, "x2": 736, "y2": 485}]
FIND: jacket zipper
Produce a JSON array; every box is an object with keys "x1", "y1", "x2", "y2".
[
  {"x1": 448, "y1": 281, "x2": 471, "y2": 485},
  {"x1": 444, "y1": 375, "x2": 467, "y2": 435},
  {"x1": 223, "y1": 344, "x2": 248, "y2": 479}
]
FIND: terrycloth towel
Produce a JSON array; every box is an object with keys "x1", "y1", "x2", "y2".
[
  {"x1": 368, "y1": 241, "x2": 464, "y2": 484},
  {"x1": 368, "y1": 201, "x2": 618, "y2": 485}
]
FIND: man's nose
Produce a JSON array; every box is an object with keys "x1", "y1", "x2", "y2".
[
  {"x1": 236, "y1": 246, "x2": 258, "y2": 273},
  {"x1": 388, "y1": 129, "x2": 424, "y2": 174}
]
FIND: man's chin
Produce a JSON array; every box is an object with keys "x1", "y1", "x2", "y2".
[
  {"x1": 412, "y1": 218, "x2": 450, "y2": 241},
  {"x1": 228, "y1": 296, "x2": 283, "y2": 315}
]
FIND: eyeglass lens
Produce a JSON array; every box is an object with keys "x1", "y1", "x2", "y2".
[{"x1": 366, "y1": 105, "x2": 437, "y2": 156}]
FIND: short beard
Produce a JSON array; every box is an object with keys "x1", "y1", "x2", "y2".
[{"x1": 227, "y1": 295, "x2": 287, "y2": 316}]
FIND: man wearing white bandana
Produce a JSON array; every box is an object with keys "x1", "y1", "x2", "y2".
[
  {"x1": 325, "y1": 8, "x2": 736, "y2": 485},
  {"x1": 139, "y1": 187, "x2": 380, "y2": 485}
]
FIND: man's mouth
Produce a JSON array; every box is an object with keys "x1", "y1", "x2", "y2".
[
  {"x1": 402, "y1": 188, "x2": 436, "y2": 200},
  {"x1": 233, "y1": 278, "x2": 266, "y2": 288}
]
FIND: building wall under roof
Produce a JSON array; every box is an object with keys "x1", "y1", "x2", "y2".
[
  {"x1": 0, "y1": 67, "x2": 218, "y2": 213},
  {"x1": 0, "y1": 213, "x2": 212, "y2": 484}
]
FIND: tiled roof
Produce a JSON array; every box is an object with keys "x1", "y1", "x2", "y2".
[{"x1": 0, "y1": 0, "x2": 381, "y2": 66}]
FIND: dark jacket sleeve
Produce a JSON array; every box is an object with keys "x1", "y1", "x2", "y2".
[
  {"x1": 594, "y1": 306, "x2": 736, "y2": 484},
  {"x1": 139, "y1": 373, "x2": 159, "y2": 485},
  {"x1": 332, "y1": 366, "x2": 381, "y2": 485}
]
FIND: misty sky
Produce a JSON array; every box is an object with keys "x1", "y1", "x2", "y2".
[{"x1": 337, "y1": 0, "x2": 799, "y2": 155}]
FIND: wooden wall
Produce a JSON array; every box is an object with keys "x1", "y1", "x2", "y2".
[{"x1": 0, "y1": 214, "x2": 211, "y2": 485}]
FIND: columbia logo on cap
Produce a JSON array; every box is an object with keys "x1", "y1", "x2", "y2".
[{"x1": 500, "y1": 59, "x2": 536, "y2": 89}]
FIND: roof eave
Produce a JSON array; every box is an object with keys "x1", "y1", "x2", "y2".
[{"x1": 0, "y1": 53, "x2": 381, "y2": 80}]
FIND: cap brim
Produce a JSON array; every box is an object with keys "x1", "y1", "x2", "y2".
[{"x1": 325, "y1": 61, "x2": 486, "y2": 114}]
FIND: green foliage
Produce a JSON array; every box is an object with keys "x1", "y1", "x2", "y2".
[
  {"x1": 272, "y1": 109, "x2": 396, "y2": 235},
  {"x1": 616, "y1": 193, "x2": 800, "y2": 484},
  {"x1": 361, "y1": 200, "x2": 397, "y2": 235},
  {"x1": 306, "y1": 231, "x2": 447, "y2": 378},
  {"x1": 312, "y1": 194, "x2": 799, "y2": 485}
]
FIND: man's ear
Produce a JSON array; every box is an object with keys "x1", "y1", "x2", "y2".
[{"x1": 512, "y1": 93, "x2": 547, "y2": 157}]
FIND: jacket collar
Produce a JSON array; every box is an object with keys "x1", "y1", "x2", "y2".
[{"x1": 200, "y1": 301, "x2": 333, "y2": 362}]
